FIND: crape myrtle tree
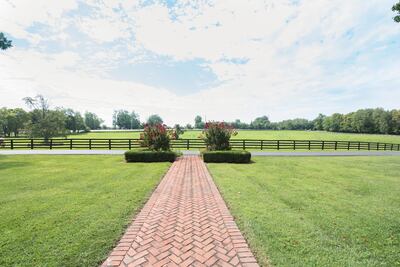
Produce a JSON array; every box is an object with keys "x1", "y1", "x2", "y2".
[
  {"x1": 84, "y1": 112, "x2": 104, "y2": 130},
  {"x1": 24, "y1": 95, "x2": 68, "y2": 142},
  {"x1": 0, "y1": 32, "x2": 12, "y2": 50},
  {"x1": 393, "y1": 1, "x2": 400, "y2": 22}
]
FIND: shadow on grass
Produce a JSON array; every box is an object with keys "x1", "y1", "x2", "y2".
[{"x1": 0, "y1": 159, "x2": 33, "y2": 171}]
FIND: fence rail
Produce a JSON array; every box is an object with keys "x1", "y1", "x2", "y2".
[{"x1": 1, "y1": 138, "x2": 400, "y2": 151}]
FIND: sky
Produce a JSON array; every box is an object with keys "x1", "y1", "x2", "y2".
[{"x1": 0, "y1": 0, "x2": 399, "y2": 126}]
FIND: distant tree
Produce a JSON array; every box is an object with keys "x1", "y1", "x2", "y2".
[
  {"x1": 324, "y1": 113, "x2": 343, "y2": 132},
  {"x1": 64, "y1": 109, "x2": 86, "y2": 133},
  {"x1": 393, "y1": 1, "x2": 400, "y2": 22},
  {"x1": 390, "y1": 109, "x2": 400, "y2": 134},
  {"x1": 0, "y1": 108, "x2": 28, "y2": 137},
  {"x1": 0, "y1": 32, "x2": 12, "y2": 50},
  {"x1": 351, "y1": 109, "x2": 375, "y2": 133},
  {"x1": 313, "y1": 114, "x2": 326, "y2": 131},
  {"x1": 130, "y1": 111, "x2": 141, "y2": 129},
  {"x1": 112, "y1": 110, "x2": 140, "y2": 129},
  {"x1": 185, "y1": 123, "x2": 193, "y2": 129},
  {"x1": 278, "y1": 118, "x2": 313, "y2": 130},
  {"x1": 23, "y1": 95, "x2": 67, "y2": 141},
  {"x1": 84, "y1": 112, "x2": 103, "y2": 130},
  {"x1": 147, "y1": 114, "x2": 163, "y2": 126},
  {"x1": 340, "y1": 113, "x2": 354, "y2": 132},
  {"x1": 251, "y1": 116, "x2": 270, "y2": 129},
  {"x1": 194, "y1": 115, "x2": 205, "y2": 129},
  {"x1": 372, "y1": 108, "x2": 391, "y2": 134}
]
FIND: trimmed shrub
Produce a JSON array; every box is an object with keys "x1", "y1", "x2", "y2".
[
  {"x1": 202, "y1": 150, "x2": 251, "y2": 163},
  {"x1": 125, "y1": 150, "x2": 178, "y2": 162}
]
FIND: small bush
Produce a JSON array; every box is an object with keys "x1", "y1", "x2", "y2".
[
  {"x1": 201, "y1": 122, "x2": 237, "y2": 151},
  {"x1": 202, "y1": 150, "x2": 251, "y2": 163},
  {"x1": 125, "y1": 150, "x2": 178, "y2": 162}
]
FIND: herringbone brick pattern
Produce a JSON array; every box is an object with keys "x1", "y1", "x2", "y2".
[{"x1": 102, "y1": 156, "x2": 258, "y2": 267}]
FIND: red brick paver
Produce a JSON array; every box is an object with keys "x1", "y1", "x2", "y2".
[{"x1": 102, "y1": 156, "x2": 258, "y2": 267}]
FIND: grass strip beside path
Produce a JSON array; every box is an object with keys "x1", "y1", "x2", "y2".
[
  {"x1": 0, "y1": 155, "x2": 170, "y2": 266},
  {"x1": 208, "y1": 156, "x2": 400, "y2": 266}
]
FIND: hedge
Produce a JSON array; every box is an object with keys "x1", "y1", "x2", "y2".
[
  {"x1": 125, "y1": 150, "x2": 178, "y2": 162},
  {"x1": 202, "y1": 150, "x2": 251, "y2": 163}
]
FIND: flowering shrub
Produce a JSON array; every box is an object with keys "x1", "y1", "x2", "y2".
[
  {"x1": 140, "y1": 123, "x2": 171, "y2": 151},
  {"x1": 201, "y1": 122, "x2": 237, "y2": 151}
]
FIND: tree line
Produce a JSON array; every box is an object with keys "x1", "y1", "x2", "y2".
[
  {"x1": 193, "y1": 108, "x2": 400, "y2": 135},
  {"x1": 0, "y1": 95, "x2": 104, "y2": 139}
]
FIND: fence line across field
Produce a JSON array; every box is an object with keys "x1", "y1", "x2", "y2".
[{"x1": 1, "y1": 138, "x2": 400, "y2": 151}]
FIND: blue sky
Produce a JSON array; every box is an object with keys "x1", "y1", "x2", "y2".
[{"x1": 0, "y1": 0, "x2": 399, "y2": 126}]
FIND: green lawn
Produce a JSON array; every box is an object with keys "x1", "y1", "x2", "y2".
[
  {"x1": 208, "y1": 157, "x2": 400, "y2": 266},
  {"x1": 67, "y1": 130, "x2": 400, "y2": 144},
  {"x1": 0, "y1": 155, "x2": 170, "y2": 266}
]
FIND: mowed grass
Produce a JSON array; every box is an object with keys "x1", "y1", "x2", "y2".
[
  {"x1": 208, "y1": 157, "x2": 400, "y2": 266},
  {"x1": 0, "y1": 155, "x2": 170, "y2": 266},
  {"x1": 68, "y1": 130, "x2": 400, "y2": 144}
]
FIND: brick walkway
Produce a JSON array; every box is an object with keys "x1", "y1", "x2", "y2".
[{"x1": 102, "y1": 156, "x2": 258, "y2": 267}]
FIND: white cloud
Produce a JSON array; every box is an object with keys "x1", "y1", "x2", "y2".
[{"x1": 0, "y1": 0, "x2": 400, "y2": 126}]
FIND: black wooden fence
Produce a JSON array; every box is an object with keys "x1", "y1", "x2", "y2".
[{"x1": 1, "y1": 138, "x2": 400, "y2": 151}]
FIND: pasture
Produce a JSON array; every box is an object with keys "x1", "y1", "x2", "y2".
[
  {"x1": 208, "y1": 156, "x2": 400, "y2": 266},
  {"x1": 68, "y1": 130, "x2": 400, "y2": 144},
  {"x1": 0, "y1": 155, "x2": 170, "y2": 266}
]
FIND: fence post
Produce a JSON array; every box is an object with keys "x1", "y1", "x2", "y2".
[
  {"x1": 322, "y1": 141, "x2": 325, "y2": 150},
  {"x1": 368, "y1": 142, "x2": 370, "y2": 150},
  {"x1": 293, "y1": 140, "x2": 296, "y2": 150},
  {"x1": 347, "y1": 141, "x2": 350, "y2": 150},
  {"x1": 109, "y1": 139, "x2": 111, "y2": 150},
  {"x1": 70, "y1": 139, "x2": 73, "y2": 150},
  {"x1": 391, "y1": 144, "x2": 394, "y2": 151},
  {"x1": 187, "y1": 139, "x2": 189, "y2": 150},
  {"x1": 261, "y1": 140, "x2": 263, "y2": 150},
  {"x1": 50, "y1": 139, "x2": 53, "y2": 150},
  {"x1": 129, "y1": 139, "x2": 132, "y2": 150},
  {"x1": 277, "y1": 140, "x2": 280, "y2": 150},
  {"x1": 31, "y1": 139, "x2": 34, "y2": 149},
  {"x1": 243, "y1": 140, "x2": 246, "y2": 150},
  {"x1": 384, "y1": 143, "x2": 387, "y2": 151},
  {"x1": 89, "y1": 139, "x2": 92, "y2": 150},
  {"x1": 334, "y1": 141, "x2": 337, "y2": 150},
  {"x1": 11, "y1": 139, "x2": 14, "y2": 150},
  {"x1": 308, "y1": 141, "x2": 311, "y2": 150},
  {"x1": 377, "y1": 143, "x2": 379, "y2": 151},
  {"x1": 358, "y1": 142, "x2": 360, "y2": 150}
]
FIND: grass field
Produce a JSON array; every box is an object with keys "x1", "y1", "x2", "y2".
[
  {"x1": 0, "y1": 155, "x2": 170, "y2": 266},
  {"x1": 208, "y1": 157, "x2": 400, "y2": 266},
  {"x1": 67, "y1": 130, "x2": 400, "y2": 144}
]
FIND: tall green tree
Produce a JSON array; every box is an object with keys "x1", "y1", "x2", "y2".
[
  {"x1": 313, "y1": 114, "x2": 326, "y2": 131},
  {"x1": 251, "y1": 116, "x2": 271, "y2": 129},
  {"x1": 393, "y1": 1, "x2": 400, "y2": 22},
  {"x1": 147, "y1": 114, "x2": 163, "y2": 126},
  {"x1": 24, "y1": 95, "x2": 67, "y2": 141},
  {"x1": 64, "y1": 109, "x2": 86, "y2": 133},
  {"x1": 0, "y1": 108, "x2": 29, "y2": 137},
  {"x1": 0, "y1": 32, "x2": 12, "y2": 50},
  {"x1": 112, "y1": 110, "x2": 141, "y2": 129},
  {"x1": 84, "y1": 112, "x2": 103, "y2": 130},
  {"x1": 194, "y1": 115, "x2": 205, "y2": 129}
]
